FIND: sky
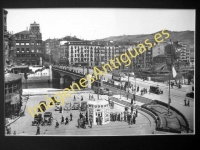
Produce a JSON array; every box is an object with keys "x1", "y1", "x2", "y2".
[{"x1": 6, "y1": 8, "x2": 195, "y2": 41}]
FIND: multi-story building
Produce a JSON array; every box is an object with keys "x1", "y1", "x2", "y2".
[
  {"x1": 44, "y1": 38, "x2": 60, "y2": 63},
  {"x1": 190, "y1": 46, "x2": 194, "y2": 66},
  {"x1": 13, "y1": 21, "x2": 43, "y2": 66},
  {"x1": 152, "y1": 41, "x2": 168, "y2": 57},
  {"x1": 4, "y1": 9, "x2": 23, "y2": 122},
  {"x1": 178, "y1": 42, "x2": 190, "y2": 63}
]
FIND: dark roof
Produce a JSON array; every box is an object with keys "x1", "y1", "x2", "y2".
[
  {"x1": 5, "y1": 73, "x2": 22, "y2": 83},
  {"x1": 15, "y1": 30, "x2": 30, "y2": 35}
]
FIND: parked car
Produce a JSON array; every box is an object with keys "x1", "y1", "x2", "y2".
[
  {"x1": 64, "y1": 102, "x2": 72, "y2": 110},
  {"x1": 149, "y1": 86, "x2": 163, "y2": 94},
  {"x1": 41, "y1": 112, "x2": 53, "y2": 126},
  {"x1": 100, "y1": 87, "x2": 109, "y2": 95},
  {"x1": 32, "y1": 113, "x2": 43, "y2": 126},
  {"x1": 72, "y1": 102, "x2": 80, "y2": 110},
  {"x1": 186, "y1": 92, "x2": 194, "y2": 98},
  {"x1": 38, "y1": 101, "x2": 47, "y2": 112},
  {"x1": 55, "y1": 102, "x2": 61, "y2": 111}
]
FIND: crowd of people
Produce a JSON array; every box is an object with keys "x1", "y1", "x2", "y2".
[{"x1": 110, "y1": 108, "x2": 138, "y2": 126}]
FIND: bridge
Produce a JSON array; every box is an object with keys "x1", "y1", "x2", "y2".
[{"x1": 50, "y1": 65, "x2": 97, "y2": 88}]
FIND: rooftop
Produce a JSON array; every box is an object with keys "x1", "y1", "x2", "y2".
[
  {"x1": 5, "y1": 73, "x2": 22, "y2": 83},
  {"x1": 15, "y1": 30, "x2": 30, "y2": 35}
]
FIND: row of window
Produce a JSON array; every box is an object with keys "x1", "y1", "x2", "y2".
[
  {"x1": 16, "y1": 54, "x2": 40, "y2": 57},
  {"x1": 16, "y1": 42, "x2": 41, "y2": 46},
  {"x1": 16, "y1": 48, "x2": 41, "y2": 53}
]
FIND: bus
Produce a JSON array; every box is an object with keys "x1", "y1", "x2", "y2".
[{"x1": 112, "y1": 72, "x2": 126, "y2": 81}]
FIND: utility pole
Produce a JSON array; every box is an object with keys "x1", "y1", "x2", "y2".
[{"x1": 167, "y1": 39, "x2": 173, "y2": 115}]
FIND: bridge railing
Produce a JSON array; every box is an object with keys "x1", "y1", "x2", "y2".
[{"x1": 52, "y1": 65, "x2": 86, "y2": 76}]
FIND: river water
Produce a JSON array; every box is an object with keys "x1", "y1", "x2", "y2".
[{"x1": 22, "y1": 79, "x2": 73, "y2": 89}]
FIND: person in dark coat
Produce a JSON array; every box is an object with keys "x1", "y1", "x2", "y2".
[
  {"x1": 187, "y1": 99, "x2": 190, "y2": 106},
  {"x1": 61, "y1": 115, "x2": 64, "y2": 124},
  {"x1": 74, "y1": 95, "x2": 76, "y2": 100},
  {"x1": 135, "y1": 109, "x2": 138, "y2": 117},
  {"x1": 65, "y1": 117, "x2": 69, "y2": 125},
  {"x1": 81, "y1": 96, "x2": 83, "y2": 101},
  {"x1": 70, "y1": 113, "x2": 73, "y2": 121},
  {"x1": 60, "y1": 106, "x2": 62, "y2": 113},
  {"x1": 184, "y1": 98, "x2": 187, "y2": 106},
  {"x1": 99, "y1": 116, "x2": 102, "y2": 125},
  {"x1": 36, "y1": 126, "x2": 40, "y2": 135},
  {"x1": 118, "y1": 113, "x2": 120, "y2": 121},
  {"x1": 85, "y1": 112, "x2": 88, "y2": 124},
  {"x1": 133, "y1": 114, "x2": 136, "y2": 124},
  {"x1": 96, "y1": 117, "x2": 99, "y2": 125},
  {"x1": 131, "y1": 105, "x2": 134, "y2": 113}
]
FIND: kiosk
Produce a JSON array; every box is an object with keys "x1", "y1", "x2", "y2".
[{"x1": 87, "y1": 99, "x2": 110, "y2": 125}]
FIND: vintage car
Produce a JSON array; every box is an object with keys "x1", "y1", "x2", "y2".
[
  {"x1": 41, "y1": 112, "x2": 53, "y2": 126},
  {"x1": 32, "y1": 113, "x2": 43, "y2": 126},
  {"x1": 72, "y1": 102, "x2": 80, "y2": 110},
  {"x1": 100, "y1": 87, "x2": 109, "y2": 95},
  {"x1": 186, "y1": 92, "x2": 194, "y2": 98},
  {"x1": 64, "y1": 102, "x2": 72, "y2": 110},
  {"x1": 38, "y1": 101, "x2": 47, "y2": 112},
  {"x1": 80, "y1": 101, "x2": 88, "y2": 111},
  {"x1": 149, "y1": 86, "x2": 163, "y2": 94},
  {"x1": 55, "y1": 102, "x2": 61, "y2": 111}
]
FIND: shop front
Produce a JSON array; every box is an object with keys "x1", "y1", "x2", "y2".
[{"x1": 87, "y1": 99, "x2": 110, "y2": 125}]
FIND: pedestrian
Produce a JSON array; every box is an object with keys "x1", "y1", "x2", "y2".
[
  {"x1": 70, "y1": 113, "x2": 73, "y2": 121},
  {"x1": 135, "y1": 109, "x2": 138, "y2": 117},
  {"x1": 121, "y1": 112, "x2": 123, "y2": 121},
  {"x1": 81, "y1": 96, "x2": 83, "y2": 101},
  {"x1": 74, "y1": 95, "x2": 76, "y2": 101},
  {"x1": 184, "y1": 98, "x2": 187, "y2": 106},
  {"x1": 127, "y1": 113, "x2": 130, "y2": 126},
  {"x1": 171, "y1": 82, "x2": 173, "y2": 88},
  {"x1": 60, "y1": 106, "x2": 62, "y2": 113},
  {"x1": 187, "y1": 99, "x2": 190, "y2": 107},
  {"x1": 65, "y1": 117, "x2": 69, "y2": 125},
  {"x1": 131, "y1": 105, "x2": 134, "y2": 113},
  {"x1": 130, "y1": 113, "x2": 134, "y2": 125},
  {"x1": 133, "y1": 114, "x2": 136, "y2": 124},
  {"x1": 89, "y1": 94, "x2": 90, "y2": 100},
  {"x1": 96, "y1": 116, "x2": 99, "y2": 125},
  {"x1": 82, "y1": 116, "x2": 86, "y2": 129},
  {"x1": 85, "y1": 112, "x2": 88, "y2": 124},
  {"x1": 13, "y1": 131, "x2": 16, "y2": 135},
  {"x1": 99, "y1": 116, "x2": 102, "y2": 125},
  {"x1": 36, "y1": 126, "x2": 40, "y2": 135},
  {"x1": 89, "y1": 115, "x2": 93, "y2": 128},
  {"x1": 118, "y1": 113, "x2": 120, "y2": 121},
  {"x1": 61, "y1": 115, "x2": 64, "y2": 124}
]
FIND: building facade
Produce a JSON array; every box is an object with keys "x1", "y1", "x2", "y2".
[{"x1": 13, "y1": 21, "x2": 43, "y2": 66}]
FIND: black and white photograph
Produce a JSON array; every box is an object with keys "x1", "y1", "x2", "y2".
[{"x1": 4, "y1": 8, "x2": 195, "y2": 136}]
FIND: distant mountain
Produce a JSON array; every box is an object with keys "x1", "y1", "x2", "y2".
[{"x1": 97, "y1": 30, "x2": 194, "y2": 46}]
